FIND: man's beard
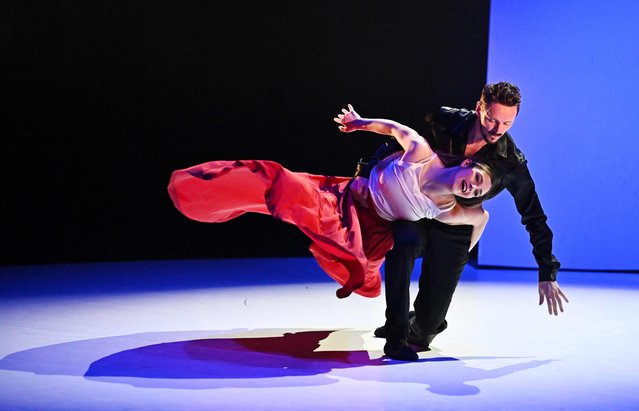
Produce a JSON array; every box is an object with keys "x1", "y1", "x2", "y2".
[{"x1": 481, "y1": 128, "x2": 501, "y2": 144}]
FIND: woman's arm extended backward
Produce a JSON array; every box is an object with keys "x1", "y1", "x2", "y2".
[{"x1": 334, "y1": 104, "x2": 433, "y2": 163}]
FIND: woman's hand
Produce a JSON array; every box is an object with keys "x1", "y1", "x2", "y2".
[{"x1": 333, "y1": 104, "x2": 361, "y2": 132}]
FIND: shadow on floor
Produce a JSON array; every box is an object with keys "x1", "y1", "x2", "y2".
[{"x1": 0, "y1": 328, "x2": 552, "y2": 394}]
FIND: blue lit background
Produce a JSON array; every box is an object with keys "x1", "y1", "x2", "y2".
[{"x1": 479, "y1": 1, "x2": 639, "y2": 270}]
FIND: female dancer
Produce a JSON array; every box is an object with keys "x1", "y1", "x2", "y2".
[{"x1": 168, "y1": 105, "x2": 492, "y2": 299}]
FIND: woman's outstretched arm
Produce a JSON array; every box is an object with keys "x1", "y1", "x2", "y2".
[{"x1": 334, "y1": 104, "x2": 434, "y2": 163}]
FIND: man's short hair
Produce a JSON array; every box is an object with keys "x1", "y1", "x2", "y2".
[{"x1": 480, "y1": 81, "x2": 522, "y2": 113}]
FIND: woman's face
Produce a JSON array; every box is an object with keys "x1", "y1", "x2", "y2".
[{"x1": 453, "y1": 165, "x2": 492, "y2": 198}]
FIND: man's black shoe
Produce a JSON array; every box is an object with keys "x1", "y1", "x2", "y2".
[
  {"x1": 383, "y1": 339, "x2": 419, "y2": 361},
  {"x1": 407, "y1": 318, "x2": 448, "y2": 349},
  {"x1": 374, "y1": 311, "x2": 416, "y2": 338},
  {"x1": 406, "y1": 331, "x2": 430, "y2": 350}
]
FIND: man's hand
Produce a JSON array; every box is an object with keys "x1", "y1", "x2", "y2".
[{"x1": 538, "y1": 281, "x2": 569, "y2": 315}]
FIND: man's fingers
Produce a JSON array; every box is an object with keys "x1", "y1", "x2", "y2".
[{"x1": 540, "y1": 283, "x2": 568, "y2": 315}]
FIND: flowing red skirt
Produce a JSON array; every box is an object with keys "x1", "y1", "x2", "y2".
[{"x1": 167, "y1": 160, "x2": 393, "y2": 298}]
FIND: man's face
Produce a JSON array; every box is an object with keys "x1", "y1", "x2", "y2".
[{"x1": 476, "y1": 101, "x2": 518, "y2": 144}]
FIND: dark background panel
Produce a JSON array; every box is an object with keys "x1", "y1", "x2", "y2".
[{"x1": 4, "y1": 1, "x2": 490, "y2": 265}]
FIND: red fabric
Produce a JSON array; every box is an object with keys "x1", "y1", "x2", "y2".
[{"x1": 168, "y1": 160, "x2": 393, "y2": 298}]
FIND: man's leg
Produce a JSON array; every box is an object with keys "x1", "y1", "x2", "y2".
[
  {"x1": 411, "y1": 219, "x2": 472, "y2": 346},
  {"x1": 380, "y1": 220, "x2": 426, "y2": 360}
]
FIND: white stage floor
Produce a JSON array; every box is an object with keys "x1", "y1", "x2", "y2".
[{"x1": 1, "y1": 257, "x2": 638, "y2": 410}]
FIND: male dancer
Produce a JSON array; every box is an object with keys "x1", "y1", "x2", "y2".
[{"x1": 364, "y1": 82, "x2": 568, "y2": 361}]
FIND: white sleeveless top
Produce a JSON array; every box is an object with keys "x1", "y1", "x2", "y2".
[{"x1": 368, "y1": 152, "x2": 455, "y2": 221}]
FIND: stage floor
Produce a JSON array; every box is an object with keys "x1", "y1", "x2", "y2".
[{"x1": 1, "y1": 257, "x2": 638, "y2": 410}]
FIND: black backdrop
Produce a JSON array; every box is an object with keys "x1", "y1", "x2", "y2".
[{"x1": 4, "y1": 1, "x2": 490, "y2": 266}]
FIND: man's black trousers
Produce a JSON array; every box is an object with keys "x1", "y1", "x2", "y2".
[{"x1": 383, "y1": 218, "x2": 473, "y2": 342}]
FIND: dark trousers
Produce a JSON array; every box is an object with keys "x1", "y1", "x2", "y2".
[{"x1": 383, "y1": 219, "x2": 473, "y2": 342}]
